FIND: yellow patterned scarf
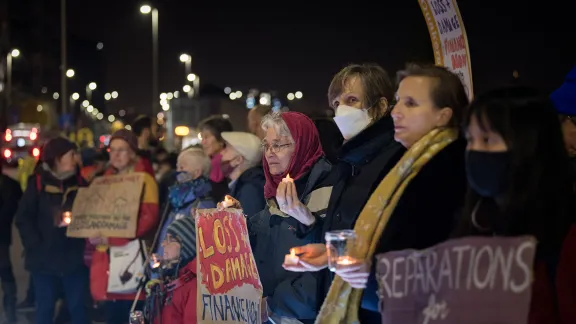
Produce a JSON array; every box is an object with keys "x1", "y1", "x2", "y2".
[{"x1": 315, "y1": 127, "x2": 459, "y2": 324}]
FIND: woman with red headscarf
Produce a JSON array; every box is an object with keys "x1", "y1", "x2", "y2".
[{"x1": 249, "y1": 111, "x2": 333, "y2": 324}]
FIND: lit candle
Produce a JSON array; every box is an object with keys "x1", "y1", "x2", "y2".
[
  {"x1": 282, "y1": 173, "x2": 293, "y2": 183},
  {"x1": 336, "y1": 256, "x2": 359, "y2": 266},
  {"x1": 284, "y1": 248, "x2": 299, "y2": 265},
  {"x1": 221, "y1": 195, "x2": 234, "y2": 208},
  {"x1": 62, "y1": 211, "x2": 72, "y2": 225},
  {"x1": 151, "y1": 254, "x2": 161, "y2": 269}
]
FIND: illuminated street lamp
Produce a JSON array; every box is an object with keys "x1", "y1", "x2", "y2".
[
  {"x1": 140, "y1": 4, "x2": 159, "y2": 113},
  {"x1": 88, "y1": 82, "x2": 97, "y2": 90},
  {"x1": 6, "y1": 49, "x2": 21, "y2": 107},
  {"x1": 66, "y1": 69, "x2": 75, "y2": 78}
]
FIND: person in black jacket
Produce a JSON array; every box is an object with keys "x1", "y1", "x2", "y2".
[
  {"x1": 220, "y1": 131, "x2": 266, "y2": 219},
  {"x1": 15, "y1": 137, "x2": 90, "y2": 324},
  {"x1": 0, "y1": 159, "x2": 23, "y2": 323},
  {"x1": 286, "y1": 63, "x2": 405, "y2": 310}
]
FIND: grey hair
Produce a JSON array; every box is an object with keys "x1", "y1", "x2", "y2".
[
  {"x1": 260, "y1": 111, "x2": 293, "y2": 140},
  {"x1": 178, "y1": 148, "x2": 211, "y2": 178}
]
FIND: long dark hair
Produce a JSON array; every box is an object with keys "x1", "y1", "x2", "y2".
[{"x1": 455, "y1": 87, "x2": 574, "y2": 253}]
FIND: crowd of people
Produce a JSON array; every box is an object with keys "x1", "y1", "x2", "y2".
[{"x1": 0, "y1": 63, "x2": 575, "y2": 324}]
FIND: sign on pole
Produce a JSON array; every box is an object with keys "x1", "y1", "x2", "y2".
[{"x1": 419, "y1": 0, "x2": 474, "y2": 99}]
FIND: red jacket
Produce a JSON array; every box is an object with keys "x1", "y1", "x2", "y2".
[
  {"x1": 529, "y1": 224, "x2": 576, "y2": 324},
  {"x1": 89, "y1": 157, "x2": 159, "y2": 301},
  {"x1": 153, "y1": 260, "x2": 197, "y2": 324}
]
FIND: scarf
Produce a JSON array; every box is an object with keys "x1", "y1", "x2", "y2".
[
  {"x1": 263, "y1": 112, "x2": 324, "y2": 198},
  {"x1": 168, "y1": 176, "x2": 211, "y2": 210},
  {"x1": 315, "y1": 127, "x2": 458, "y2": 324}
]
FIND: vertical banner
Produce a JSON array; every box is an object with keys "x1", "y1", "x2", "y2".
[
  {"x1": 375, "y1": 236, "x2": 536, "y2": 324},
  {"x1": 419, "y1": 0, "x2": 474, "y2": 99},
  {"x1": 196, "y1": 208, "x2": 263, "y2": 324}
]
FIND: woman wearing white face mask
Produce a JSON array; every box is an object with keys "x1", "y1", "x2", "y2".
[{"x1": 285, "y1": 63, "x2": 405, "y2": 311}]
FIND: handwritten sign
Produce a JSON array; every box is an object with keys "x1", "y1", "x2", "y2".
[
  {"x1": 375, "y1": 236, "x2": 536, "y2": 324},
  {"x1": 66, "y1": 173, "x2": 144, "y2": 238},
  {"x1": 419, "y1": 0, "x2": 474, "y2": 99},
  {"x1": 196, "y1": 208, "x2": 263, "y2": 324}
]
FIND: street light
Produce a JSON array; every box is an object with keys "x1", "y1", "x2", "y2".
[
  {"x1": 71, "y1": 93, "x2": 80, "y2": 100},
  {"x1": 6, "y1": 49, "x2": 20, "y2": 109},
  {"x1": 183, "y1": 85, "x2": 192, "y2": 93},
  {"x1": 140, "y1": 5, "x2": 152, "y2": 14},
  {"x1": 140, "y1": 4, "x2": 159, "y2": 114},
  {"x1": 88, "y1": 82, "x2": 97, "y2": 90},
  {"x1": 66, "y1": 69, "x2": 75, "y2": 78},
  {"x1": 104, "y1": 93, "x2": 112, "y2": 100},
  {"x1": 295, "y1": 91, "x2": 303, "y2": 99},
  {"x1": 111, "y1": 91, "x2": 118, "y2": 99},
  {"x1": 179, "y1": 54, "x2": 191, "y2": 63},
  {"x1": 187, "y1": 73, "x2": 196, "y2": 82}
]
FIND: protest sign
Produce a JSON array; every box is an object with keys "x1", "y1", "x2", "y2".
[
  {"x1": 66, "y1": 173, "x2": 144, "y2": 238},
  {"x1": 196, "y1": 208, "x2": 263, "y2": 324},
  {"x1": 419, "y1": 0, "x2": 474, "y2": 99},
  {"x1": 376, "y1": 236, "x2": 536, "y2": 324}
]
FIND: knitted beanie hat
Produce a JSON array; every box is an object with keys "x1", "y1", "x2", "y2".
[{"x1": 166, "y1": 216, "x2": 196, "y2": 261}]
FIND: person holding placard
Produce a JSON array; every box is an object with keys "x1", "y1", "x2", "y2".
[
  {"x1": 452, "y1": 87, "x2": 576, "y2": 323},
  {"x1": 88, "y1": 129, "x2": 159, "y2": 324}
]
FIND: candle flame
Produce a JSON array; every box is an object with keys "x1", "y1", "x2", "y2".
[
  {"x1": 63, "y1": 212, "x2": 72, "y2": 224},
  {"x1": 290, "y1": 248, "x2": 296, "y2": 257}
]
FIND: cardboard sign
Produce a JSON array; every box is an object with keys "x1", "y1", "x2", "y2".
[
  {"x1": 419, "y1": 0, "x2": 474, "y2": 99},
  {"x1": 66, "y1": 173, "x2": 144, "y2": 238},
  {"x1": 376, "y1": 236, "x2": 536, "y2": 324},
  {"x1": 196, "y1": 208, "x2": 263, "y2": 324}
]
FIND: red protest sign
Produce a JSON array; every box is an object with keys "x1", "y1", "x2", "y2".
[{"x1": 196, "y1": 208, "x2": 263, "y2": 324}]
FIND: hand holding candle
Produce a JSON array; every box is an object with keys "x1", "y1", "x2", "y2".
[
  {"x1": 284, "y1": 248, "x2": 299, "y2": 265},
  {"x1": 218, "y1": 195, "x2": 241, "y2": 210},
  {"x1": 282, "y1": 173, "x2": 293, "y2": 183},
  {"x1": 60, "y1": 211, "x2": 72, "y2": 227}
]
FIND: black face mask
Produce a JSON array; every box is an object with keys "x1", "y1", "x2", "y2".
[{"x1": 466, "y1": 151, "x2": 510, "y2": 198}]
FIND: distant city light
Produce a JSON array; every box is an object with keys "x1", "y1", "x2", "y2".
[
  {"x1": 71, "y1": 93, "x2": 80, "y2": 100},
  {"x1": 96, "y1": 42, "x2": 104, "y2": 50},
  {"x1": 66, "y1": 69, "x2": 75, "y2": 78},
  {"x1": 295, "y1": 91, "x2": 303, "y2": 99},
  {"x1": 287, "y1": 93, "x2": 295, "y2": 100},
  {"x1": 111, "y1": 91, "x2": 118, "y2": 99},
  {"x1": 224, "y1": 87, "x2": 231, "y2": 94},
  {"x1": 140, "y1": 5, "x2": 152, "y2": 14}
]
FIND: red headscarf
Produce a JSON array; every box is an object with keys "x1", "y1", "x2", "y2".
[{"x1": 263, "y1": 112, "x2": 324, "y2": 199}]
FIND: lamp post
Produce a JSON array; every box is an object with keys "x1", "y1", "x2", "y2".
[
  {"x1": 140, "y1": 5, "x2": 159, "y2": 114},
  {"x1": 6, "y1": 49, "x2": 20, "y2": 109}
]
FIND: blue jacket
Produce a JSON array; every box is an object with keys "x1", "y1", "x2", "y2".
[{"x1": 249, "y1": 158, "x2": 333, "y2": 321}]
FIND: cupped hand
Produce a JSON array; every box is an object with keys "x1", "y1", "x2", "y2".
[
  {"x1": 335, "y1": 260, "x2": 370, "y2": 289},
  {"x1": 276, "y1": 181, "x2": 315, "y2": 226},
  {"x1": 283, "y1": 243, "x2": 328, "y2": 272}
]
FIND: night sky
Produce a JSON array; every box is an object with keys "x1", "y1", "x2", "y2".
[{"x1": 67, "y1": 0, "x2": 576, "y2": 112}]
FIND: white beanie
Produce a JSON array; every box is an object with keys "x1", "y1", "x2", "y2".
[{"x1": 221, "y1": 132, "x2": 262, "y2": 165}]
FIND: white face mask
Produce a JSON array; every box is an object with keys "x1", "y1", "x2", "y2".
[{"x1": 333, "y1": 105, "x2": 372, "y2": 140}]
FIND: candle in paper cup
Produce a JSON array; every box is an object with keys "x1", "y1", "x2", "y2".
[
  {"x1": 282, "y1": 173, "x2": 293, "y2": 183},
  {"x1": 62, "y1": 211, "x2": 72, "y2": 225},
  {"x1": 151, "y1": 254, "x2": 161, "y2": 269},
  {"x1": 284, "y1": 248, "x2": 299, "y2": 265}
]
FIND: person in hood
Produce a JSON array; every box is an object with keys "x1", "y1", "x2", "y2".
[
  {"x1": 220, "y1": 132, "x2": 266, "y2": 218},
  {"x1": 551, "y1": 66, "x2": 576, "y2": 169},
  {"x1": 145, "y1": 216, "x2": 198, "y2": 324},
  {"x1": 15, "y1": 137, "x2": 89, "y2": 324},
  {"x1": 87, "y1": 129, "x2": 159, "y2": 324},
  {"x1": 154, "y1": 148, "x2": 215, "y2": 257}
]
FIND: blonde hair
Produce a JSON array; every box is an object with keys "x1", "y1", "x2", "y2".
[{"x1": 178, "y1": 148, "x2": 211, "y2": 178}]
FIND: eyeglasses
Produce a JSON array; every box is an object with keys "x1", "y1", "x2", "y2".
[{"x1": 260, "y1": 143, "x2": 293, "y2": 153}]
